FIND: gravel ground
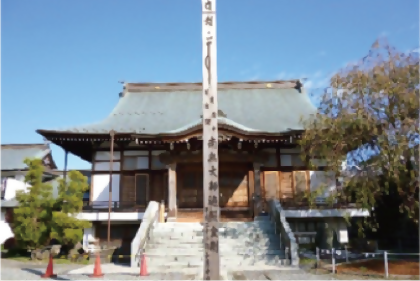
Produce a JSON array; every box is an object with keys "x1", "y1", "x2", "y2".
[{"x1": 0, "y1": 259, "x2": 411, "y2": 280}]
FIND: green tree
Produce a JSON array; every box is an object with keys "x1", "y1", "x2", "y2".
[
  {"x1": 299, "y1": 38, "x2": 419, "y2": 233},
  {"x1": 11, "y1": 158, "x2": 91, "y2": 250},
  {"x1": 51, "y1": 171, "x2": 91, "y2": 246},
  {"x1": 12, "y1": 158, "x2": 55, "y2": 249}
]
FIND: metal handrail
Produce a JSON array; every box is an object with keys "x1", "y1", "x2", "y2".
[
  {"x1": 278, "y1": 198, "x2": 355, "y2": 209},
  {"x1": 82, "y1": 200, "x2": 148, "y2": 212}
]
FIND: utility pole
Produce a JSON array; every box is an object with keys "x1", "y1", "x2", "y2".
[
  {"x1": 201, "y1": 0, "x2": 220, "y2": 280},
  {"x1": 107, "y1": 130, "x2": 115, "y2": 249}
]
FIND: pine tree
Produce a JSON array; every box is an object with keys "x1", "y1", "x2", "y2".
[
  {"x1": 51, "y1": 170, "x2": 91, "y2": 246},
  {"x1": 11, "y1": 158, "x2": 91, "y2": 250},
  {"x1": 12, "y1": 158, "x2": 55, "y2": 250}
]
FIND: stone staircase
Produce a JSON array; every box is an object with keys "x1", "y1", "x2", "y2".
[{"x1": 144, "y1": 216, "x2": 293, "y2": 273}]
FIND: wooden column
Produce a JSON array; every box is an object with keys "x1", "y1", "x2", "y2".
[
  {"x1": 253, "y1": 163, "x2": 263, "y2": 217},
  {"x1": 167, "y1": 163, "x2": 177, "y2": 222},
  {"x1": 202, "y1": 0, "x2": 220, "y2": 279},
  {"x1": 159, "y1": 200, "x2": 165, "y2": 223}
]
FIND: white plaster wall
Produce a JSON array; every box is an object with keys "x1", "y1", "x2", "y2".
[
  {"x1": 309, "y1": 171, "x2": 336, "y2": 200},
  {"x1": 324, "y1": 217, "x2": 349, "y2": 244},
  {"x1": 94, "y1": 162, "x2": 120, "y2": 171},
  {"x1": 3, "y1": 178, "x2": 30, "y2": 200},
  {"x1": 91, "y1": 174, "x2": 120, "y2": 206},
  {"x1": 0, "y1": 210, "x2": 14, "y2": 245},
  {"x1": 95, "y1": 151, "x2": 121, "y2": 161},
  {"x1": 82, "y1": 226, "x2": 96, "y2": 251},
  {"x1": 14, "y1": 174, "x2": 25, "y2": 182},
  {"x1": 77, "y1": 212, "x2": 149, "y2": 221},
  {"x1": 3, "y1": 178, "x2": 59, "y2": 201}
]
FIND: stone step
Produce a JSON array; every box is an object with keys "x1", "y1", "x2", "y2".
[
  {"x1": 223, "y1": 228, "x2": 275, "y2": 234},
  {"x1": 146, "y1": 244, "x2": 282, "y2": 252},
  {"x1": 145, "y1": 256, "x2": 290, "y2": 268},
  {"x1": 151, "y1": 234, "x2": 277, "y2": 242},
  {"x1": 147, "y1": 239, "x2": 282, "y2": 248},
  {"x1": 155, "y1": 221, "x2": 274, "y2": 229},
  {"x1": 223, "y1": 221, "x2": 274, "y2": 227},
  {"x1": 153, "y1": 223, "x2": 274, "y2": 234},
  {"x1": 152, "y1": 230, "x2": 276, "y2": 237},
  {"x1": 145, "y1": 247, "x2": 285, "y2": 255},
  {"x1": 146, "y1": 253, "x2": 287, "y2": 260},
  {"x1": 147, "y1": 240, "x2": 281, "y2": 249}
]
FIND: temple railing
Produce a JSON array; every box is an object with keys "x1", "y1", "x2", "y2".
[
  {"x1": 267, "y1": 199, "x2": 299, "y2": 266},
  {"x1": 130, "y1": 201, "x2": 159, "y2": 268},
  {"x1": 82, "y1": 200, "x2": 148, "y2": 212},
  {"x1": 279, "y1": 197, "x2": 356, "y2": 210}
]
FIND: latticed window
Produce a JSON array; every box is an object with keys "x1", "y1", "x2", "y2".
[
  {"x1": 123, "y1": 156, "x2": 149, "y2": 170},
  {"x1": 120, "y1": 174, "x2": 148, "y2": 205}
]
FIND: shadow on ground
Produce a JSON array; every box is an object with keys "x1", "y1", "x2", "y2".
[{"x1": 21, "y1": 268, "x2": 70, "y2": 280}]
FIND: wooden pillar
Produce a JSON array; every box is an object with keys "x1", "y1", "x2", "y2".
[
  {"x1": 167, "y1": 163, "x2": 177, "y2": 222},
  {"x1": 159, "y1": 200, "x2": 165, "y2": 223},
  {"x1": 253, "y1": 163, "x2": 263, "y2": 217}
]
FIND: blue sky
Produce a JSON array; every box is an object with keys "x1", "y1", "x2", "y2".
[{"x1": 2, "y1": 0, "x2": 419, "y2": 170}]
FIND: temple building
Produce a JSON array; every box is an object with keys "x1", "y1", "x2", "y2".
[{"x1": 36, "y1": 80, "x2": 368, "y2": 246}]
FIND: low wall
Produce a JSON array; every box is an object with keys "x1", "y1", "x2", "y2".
[
  {"x1": 130, "y1": 201, "x2": 159, "y2": 267},
  {"x1": 268, "y1": 199, "x2": 300, "y2": 266}
]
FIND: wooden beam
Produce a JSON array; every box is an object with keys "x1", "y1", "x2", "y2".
[{"x1": 159, "y1": 151, "x2": 269, "y2": 164}]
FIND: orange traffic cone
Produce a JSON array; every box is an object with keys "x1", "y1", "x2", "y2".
[
  {"x1": 139, "y1": 254, "x2": 149, "y2": 276},
  {"x1": 89, "y1": 252, "x2": 104, "y2": 278},
  {"x1": 41, "y1": 253, "x2": 57, "y2": 278}
]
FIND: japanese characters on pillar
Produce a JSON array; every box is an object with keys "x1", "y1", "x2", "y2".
[{"x1": 202, "y1": 0, "x2": 220, "y2": 280}]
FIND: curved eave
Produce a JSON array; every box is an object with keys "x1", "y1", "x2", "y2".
[{"x1": 37, "y1": 117, "x2": 304, "y2": 141}]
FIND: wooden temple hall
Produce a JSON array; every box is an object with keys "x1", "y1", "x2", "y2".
[{"x1": 36, "y1": 80, "x2": 318, "y2": 222}]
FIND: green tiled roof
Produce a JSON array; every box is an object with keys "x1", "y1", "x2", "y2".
[
  {"x1": 37, "y1": 82, "x2": 317, "y2": 137},
  {"x1": 1, "y1": 144, "x2": 51, "y2": 171}
]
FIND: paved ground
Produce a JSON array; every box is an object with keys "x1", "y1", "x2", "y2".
[{"x1": 0, "y1": 259, "x2": 406, "y2": 280}]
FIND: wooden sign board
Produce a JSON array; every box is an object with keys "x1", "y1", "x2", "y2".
[{"x1": 202, "y1": 0, "x2": 220, "y2": 279}]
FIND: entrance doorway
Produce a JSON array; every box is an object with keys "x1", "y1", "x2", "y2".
[{"x1": 177, "y1": 163, "x2": 250, "y2": 209}]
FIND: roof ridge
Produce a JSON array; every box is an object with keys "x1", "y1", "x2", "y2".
[
  {"x1": 123, "y1": 80, "x2": 303, "y2": 94},
  {"x1": 1, "y1": 143, "x2": 47, "y2": 149}
]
